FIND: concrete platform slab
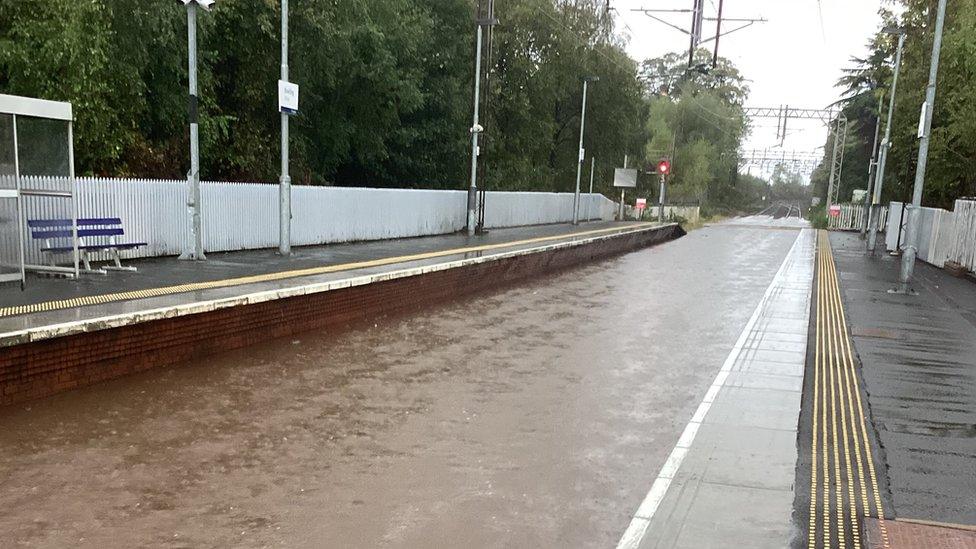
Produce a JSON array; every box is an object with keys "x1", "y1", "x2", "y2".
[
  {"x1": 641, "y1": 481, "x2": 795, "y2": 549},
  {"x1": 617, "y1": 227, "x2": 815, "y2": 549},
  {"x1": 680, "y1": 423, "x2": 800, "y2": 491},
  {"x1": 723, "y1": 371, "x2": 804, "y2": 392},
  {"x1": 705, "y1": 386, "x2": 803, "y2": 431}
]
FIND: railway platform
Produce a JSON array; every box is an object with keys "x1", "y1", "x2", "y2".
[{"x1": 0, "y1": 221, "x2": 681, "y2": 405}]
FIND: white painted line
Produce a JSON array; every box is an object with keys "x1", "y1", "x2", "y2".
[
  {"x1": 615, "y1": 229, "x2": 811, "y2": 549},
  {"x1": 675, "y1": 421, "x2": 700, "y2": 449}
]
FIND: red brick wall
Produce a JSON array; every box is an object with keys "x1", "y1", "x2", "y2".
[{"x1": 1, "y1": 226, "x2": 681, "y2": 406}]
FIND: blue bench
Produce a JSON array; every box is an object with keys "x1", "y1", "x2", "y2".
[{"x1": 28, "y1": 218, "x2": 147, "y2": 273}]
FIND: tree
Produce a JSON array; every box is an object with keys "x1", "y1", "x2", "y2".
[
  {"x1": 811, "y1": 0, "x2": 976, "y2": 209},
  {"x1": 640, "y1": 49, "x2": 748, "y2": 210},
  {"x1": 0, "y1": 0, "x2": 649, "y2": 194}
]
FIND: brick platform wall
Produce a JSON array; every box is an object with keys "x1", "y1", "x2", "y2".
[{"x1": 1, "y1": 226, "x2": 682, "y2": 406}]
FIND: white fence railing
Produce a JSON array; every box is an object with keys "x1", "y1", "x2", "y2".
[
  {"x1": 947, "y1": 199, "x2": 976, "y2": 270},
  {"x1": 828, "y1": 203, "x2": 888, "y2": 231},
  {"x1": 886, "y1": 199, "x2": 976, "y2": 272},
  {"x1": 12, "y1": 177, "x2": 617, "y2": 261}
]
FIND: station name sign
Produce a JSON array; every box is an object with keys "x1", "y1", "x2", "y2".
[{"x1": 278, "y1": 80, "x2": 299, "y2": 115}]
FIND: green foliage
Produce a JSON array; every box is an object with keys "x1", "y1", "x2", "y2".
[
  {"x1": 640, "y1": 49, "x2": 748, "y2": 210},
  {"x1": 812, "y1": 0, "x2": 976, "y2": 209},
  {"x1": 0, "y1": 0, "x2": 646, "y2": 192},
  {"x1": 807, "y1": 204, "x2": 829, "y2": 230}
]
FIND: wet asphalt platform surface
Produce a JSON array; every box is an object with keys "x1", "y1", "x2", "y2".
[
  {"x1": 0, "y1": 222, "x2": 802, "y2": 548},
  {"x1": 828, "y1": 232, "x2": 976, "y2": 527}
]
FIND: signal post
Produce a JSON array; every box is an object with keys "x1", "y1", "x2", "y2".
[{"x1": 657, "y1": 159, "x2": 671, "y2": 223}]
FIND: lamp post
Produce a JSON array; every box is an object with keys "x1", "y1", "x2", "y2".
[
  {"x1": 573, "y1": 76, "x2": 599, "y2": 225},
  {"x1": 177, "y1": 0, "x2": 214, "y2": 261},
  {"x1": 862, "y1": 96, "x2": 882, "y2": 238},
  {"x1": 897, "y1": 0, "x2": 947, "y2": 293},
  {"x1": 867, "y1": 27, "x2": 906, "y2": 253},
  {"x1": 467, "y1": 15, "x2": 498, "y2": 237},
  {"x1": 278, "y1": 0, "x2": 292, "y2": 255}
]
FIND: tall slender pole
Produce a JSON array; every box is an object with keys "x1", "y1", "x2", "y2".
[
  {"x1": 573, "y1": 80, "x2": 590, "y2": 225},
  {"x1": 899, "y1": 0, "x2": 947, "y2": 293},
  {"x1": 658, "y1": 173, "x2": 666, "y2": 223},
  {"x1": 869, "y1": 32, "x2": 905, "y2": 253},
  {"x1": 862, "y1": 96, "x2": 882, "y2": 237},
  {"x1": 12, "y1": 116, "x2": 25, "y2": 287},
  {"x1": 467, "y1": 24, "x2": 484, "y2": 237},
  {"x1": 712, "y1": 0, "x2": 724, "y2": 67},
  {"x1": 68, "y1": 122, "x2": 79, "y2": 276},
  {"x1": 619, "y1": 154, "x2": 627, "y2": 221},
  {"x1": 587, "y1": 156, "x2": 595, "y2": 221},
  {"x1": 181, "y1": 3, "x2": 205, "y2": 261},
  {"x1": 278, "y1": 0, "x2": 291, "y2": 255}
]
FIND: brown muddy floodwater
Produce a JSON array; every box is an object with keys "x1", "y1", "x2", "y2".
[{"x1": 0, "y1": 225, "x2": 798, "y2": 548}]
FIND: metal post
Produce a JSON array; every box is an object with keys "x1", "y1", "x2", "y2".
[
  {"x1": 898, "y1": 0, "x2": 947, "y2": 293},
  {"x1": 658, "y1": 173, "x2": 666, "y2": 223},
  {"x1": 12, "y1": 115, "x2": 25, "y2": 287},
  {"x1": 894, "y1": 200, "x2": 907, "y2": 254},
  {"x1": 688, "y1": 0, "x2": 704, "y2": 66},
  {"x1": 278, "y1": 0, "x2": 291, "y2": 255},
  {"x1": 711, "y1": 0, "x2": 724, "y2": 67},
  {"x1": 467, "y1": 24, "x2": 484, "y2": 237},
  {"x1": 869, "y1": 32, "x2": 905, "y2": 253},
  {"x1": 587, "y1": 156, "x2": 595, "y2": 221},
  {"x1": 862, "y1": 96, "x2": 882, "y2": 238},
  {"x1": 68, "y1": 121, "x2": 79, "y2": 277},
  {"x1": 619, "y1": 154, "x2": 628, "y2": 220},
  {"x1": 573, "y1": 79, "x2": 590, "y2": 225},
  {"x1": 181, "y1": 3, "x2": 206, "y2": 261},
  {"x1": 825, "y1": 117, "x2": 842, "y2": 210}
]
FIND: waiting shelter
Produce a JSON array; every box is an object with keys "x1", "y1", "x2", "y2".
[{"x1": 0, "y1": 93, "x2": 79, "y2": 286}]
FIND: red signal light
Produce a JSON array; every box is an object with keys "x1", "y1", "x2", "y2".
[{"x1": 657, "y1": 159, "x2": 671, "y2": 175}]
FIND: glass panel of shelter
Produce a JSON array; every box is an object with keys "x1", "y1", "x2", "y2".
[{"x1": 0, "y1": 113, "x2": 23, "y2": 283}]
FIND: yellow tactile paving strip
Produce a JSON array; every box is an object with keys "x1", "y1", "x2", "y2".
[
  {"x1": 0, "y1": 223, "x2": 656, "y2": 320},
  {"x1": 808, "y1": 230, "x2": 889, "y2": 549}
]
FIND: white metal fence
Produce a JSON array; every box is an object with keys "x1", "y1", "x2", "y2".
[
  {"x1": 828, "y1": 203, "x2": 888, "y2": 231},
  {"x1": 13, "y1": 177, "x2": 617, "y2": 261},
  {"x1": 886, "y1": 199, "x2": 976, "y2": 272},
  {"x1": 947, "y1": 199, "x2": 976, "y2": 270}
]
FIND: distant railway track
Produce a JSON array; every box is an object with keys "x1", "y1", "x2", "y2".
[{"x1": 756, "y1": 201, "x2": 803, "y2": 219}]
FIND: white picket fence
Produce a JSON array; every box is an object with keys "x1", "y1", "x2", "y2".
[
  {"x1": 8, "y1": 177, "x2": 617, "y2": 262},
  {"x1": 887, "y1": 199, "x2": 976, "y2": 272},
  {"x1": 828, "y1": 203, "x2": 888, "y2": 231}
]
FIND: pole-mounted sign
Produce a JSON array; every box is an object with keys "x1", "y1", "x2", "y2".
[
  {"x1": 278, "y1": 80, "x2": 299, "y2": 115},
  {"x1": 917, "y1": 101, "x2": 928, "y2": 139}
]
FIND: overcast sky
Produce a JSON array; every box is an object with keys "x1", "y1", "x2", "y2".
[{"x1": 613, "y1": 0, "x2": 884, "y2": 176}]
